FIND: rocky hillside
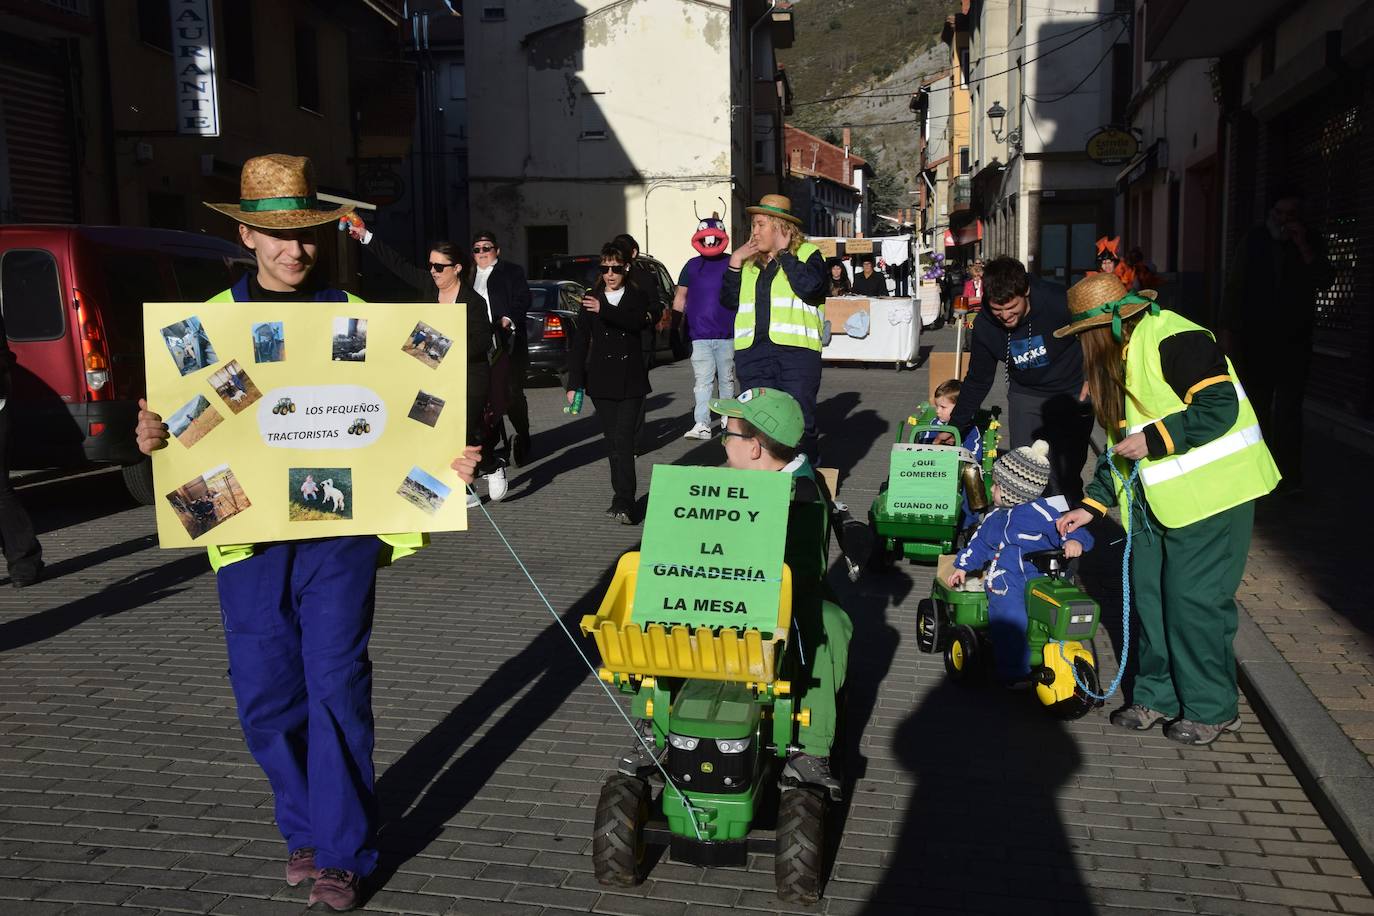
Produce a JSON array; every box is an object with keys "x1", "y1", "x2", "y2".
[{"x1": 778, "y1": 0, "x2": 948, "y2": 223}]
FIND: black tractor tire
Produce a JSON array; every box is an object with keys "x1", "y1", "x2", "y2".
[
  {"x1": 1052, "y1": 656, "x2": 1102, "y2": 721},
  {"x1": 592, "y1": 775, "x2": 650, "y2": 887},
  {"x1": 775, "y1": 787, "x2": 826, "y2": 904},
  {"x1": 944, "y1": 625, "x2": 979, "y2": 683},
  {"x1": 916, "y1": 599, "x2": 940, "y2": 654},
  {"x1": 121, "y1": 459, "x2": 156, "y2": 506}
]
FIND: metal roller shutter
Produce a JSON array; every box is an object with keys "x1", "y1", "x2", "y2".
[{"x1": 0, "y1": 45, "x2": 77, "y2": 224}]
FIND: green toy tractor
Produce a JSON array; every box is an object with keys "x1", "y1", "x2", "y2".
[
  {"x1": 868, "y1": 405, "x2": 1001, "y2": 566},
  {"x1": 582, "y1": 554, "x2": 843, "y2": 904},
  {"x1": 917, "y1": 549, "x2": 1104, "y2": 719}
]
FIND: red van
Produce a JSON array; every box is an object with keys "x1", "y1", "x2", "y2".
[{"x1": 1, "y1": 226, "x2": 249, "y2": 503}]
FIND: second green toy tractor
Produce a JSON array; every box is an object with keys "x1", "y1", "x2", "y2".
[
  {"x1": 917, "y1": 548, "x2": 1104, "y2": 719},
  {"x1": 868, "y1": 405, "x2": 1000, "y2": 566}
]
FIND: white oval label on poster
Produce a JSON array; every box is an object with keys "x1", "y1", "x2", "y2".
[{"x1": 257, "y1": 386, "x2": 387, "y2": 449}]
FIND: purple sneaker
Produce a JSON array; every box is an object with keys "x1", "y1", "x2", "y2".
[
  {"x1": 285, "y1": 847, "x2": 320, "y2": 887},
  {"x1": 309, "y1": 867, "x2": 361, "y2": 911}
]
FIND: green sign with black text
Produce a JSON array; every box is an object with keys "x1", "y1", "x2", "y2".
[
  {"x1": 886, "y1": 446, "x2": 960, "y2": 517},
  {"x1": 632, "y1": 465, "x2": 791, "y2": 634}
]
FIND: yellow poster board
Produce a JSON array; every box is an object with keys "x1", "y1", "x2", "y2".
[{"x1": 143, "y1": 300, "x2": 468, "y2": 547}]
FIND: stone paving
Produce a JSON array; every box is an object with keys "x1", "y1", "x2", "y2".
[{"x1": 1, "y1": 325, "x2": 1371, "y2": 915}]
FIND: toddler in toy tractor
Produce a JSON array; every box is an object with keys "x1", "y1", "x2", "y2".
[{"x1": 945, "y1": 440, "x2": 1094, "y2": 687}]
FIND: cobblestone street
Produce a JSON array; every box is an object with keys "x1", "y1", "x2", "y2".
[{"x1": 2, "y1": 326, "x2": 1371, "y2": 915}]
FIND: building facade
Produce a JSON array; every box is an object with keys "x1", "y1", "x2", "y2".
[
  {"x1": 1137, "y1": 0, "x2": 1374, "y2": 420},
  {"x1": 965, "y1": 0, "x2": 1129, "y2": 284},
  {"x1": 0, "y1": 0, "x2": 409, "y2": 287},
  {"x1": 782, "y1": 125, "x2": 871, "y2": 238},
  {"x1": 914, "y1": 7, "x2": 977, "y2": 265},
  {"x1": 462, "y1": 0, "x2": 793, "y2": 277}
]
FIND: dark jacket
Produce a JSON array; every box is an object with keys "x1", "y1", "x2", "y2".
[
  {"x1": 948, "y1": 276, "x2": 1084, "y2": 434},
  {"x1": 568, "y1": 285, "x2": 659, "y2": 399},
  {"x1": 476, "y1": 259, "x2": 533, "y2": 354},
  {"x1": 718, "y1": 249, "x2": 829, "y2": 347},
  {"x1": 851, "y1": 270, "x2": 887, "y2": 297},
  {"x1": 0, "y1": 308, "x2": 13, "y2": 401},
  {"x1": 1223, "y1": 227, "x2": 1333, "y2": 351},
  {"x1": 363, "y1": 236, "x2": 493, "y2": 367}
]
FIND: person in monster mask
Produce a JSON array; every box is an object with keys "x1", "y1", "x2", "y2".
[{"x1": 672, "y1": 212, "x2": 737, "y2": 440}]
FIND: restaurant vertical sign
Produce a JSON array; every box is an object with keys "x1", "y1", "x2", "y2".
[{"x1": 171, "y1": 0, "x2": 220, "y2": 137}]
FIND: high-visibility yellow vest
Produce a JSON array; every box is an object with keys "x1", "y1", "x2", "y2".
[
  {"x1": 1114, "y1": 309, "x2": 1279, "y2": 529},
  {"x1": 735, "y1": 241, "x2": 824, "y2": 352},
  {"x1": 201, "y1": 286, "x2": 428, "y2": 570}
]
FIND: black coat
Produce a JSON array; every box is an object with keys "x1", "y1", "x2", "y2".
[
  {"x1": 363, "y1": 235, "x2": 493, "y2": 368},
  {"x1": 567, "y1": 285, "x2": 658, "y2": 399},
  {"x1": 476, "y1": 260, "x2": 533, "y2": 353},
  {"x1": 851, "y1": 270, "x2": 887, "y2": 297}
]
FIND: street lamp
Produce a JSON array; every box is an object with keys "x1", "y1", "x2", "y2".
[{"x1": 987, "y1": 100, "x2": 1008, "y2": 141}]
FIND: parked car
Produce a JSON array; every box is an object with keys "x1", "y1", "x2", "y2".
[
  {"x1": 0, "y1": 225, "x2": 250, "y2": 504},
  {"x1": 525, "y1": 279, "x2": 585, "y2": 384},
  {"x1": 541, "y1": 252, "x2": 690, "y2": 362}
]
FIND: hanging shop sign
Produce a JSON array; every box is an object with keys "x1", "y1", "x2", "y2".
[
  {"x1": 1085, "y1": 127, "x2": 1139, "y2": 166},
  {"x1": 171, "y1": 0, "x2": 221, "y2": 137}
]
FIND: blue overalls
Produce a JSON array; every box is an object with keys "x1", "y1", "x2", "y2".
[
  {"x1": 954, "y1": 497, "x2": 1093, "y2": 681},
  {"x1": 213, "y1": 275, "x2": 387, "y2": 875}
]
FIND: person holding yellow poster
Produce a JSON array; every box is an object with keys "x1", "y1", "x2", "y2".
[{"x1": 134, "y1": 154, "x2": 480, "y2": 913}]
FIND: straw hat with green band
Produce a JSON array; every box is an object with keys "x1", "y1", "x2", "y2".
[
  {"x1": 745, "y1": 193, "x2": 803, "y2": 227},
  {"x1": 1054, "y1": 272, "x2": 1160, "y2": 341},
  {"x1": 204, "y1": 154, "x2": 352, "y2": 230}
]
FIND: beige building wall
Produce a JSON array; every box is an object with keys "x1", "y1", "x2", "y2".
[{"x1": 465, "y1": 0, "x2": 738, "y2": 276}]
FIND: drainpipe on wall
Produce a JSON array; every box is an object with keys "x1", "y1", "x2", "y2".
[{"x1": 746, "y1": 1, "x2": 778, "y2": 200}]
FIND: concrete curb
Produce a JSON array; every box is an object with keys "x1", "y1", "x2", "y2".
[{"x1": 1235, "y1": 607, "x2": 1374, "y2": 894}]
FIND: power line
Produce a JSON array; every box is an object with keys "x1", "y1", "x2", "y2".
[
  {"x1": 791, "y1": 15, "x2": 1121, "y2": 108},
  {"x1": 1025, "y1": 24, "x2": 1128, "y2": 103}
]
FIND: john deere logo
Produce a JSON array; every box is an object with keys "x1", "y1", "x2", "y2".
[
  {"x1": 700, "y1": 762, "x2": 714, "y2": 774},
  {"x1": 1086, "y1": 127, "x2": 1139, "y2": 166}
]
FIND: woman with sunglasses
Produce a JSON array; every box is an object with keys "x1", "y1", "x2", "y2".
[
  {"x1": 342, "y1": 222, "x2": 495, "y2": 506},
  {"x1": 566, "y1": 243, "x2": 663, "y2": 524}
]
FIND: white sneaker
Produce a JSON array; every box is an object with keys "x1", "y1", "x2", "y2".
[
  {"x1": 485, "y1": 467, "x2": 508, "y2": 502},
  {"x1": 682, "y1": 422, "x2": 713, "y2": 440},
  {"x1": 465, "y1": 489, "x2": 481, "y2": 509}
]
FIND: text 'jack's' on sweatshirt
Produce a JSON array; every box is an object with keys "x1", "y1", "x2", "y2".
[{"x1": 947, "y1": 276, "x2": 1085, "y2": 434}]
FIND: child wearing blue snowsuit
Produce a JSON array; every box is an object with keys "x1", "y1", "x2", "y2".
[{"x1": 949, "y1": 440, "x2": 1094, "y2": 682}]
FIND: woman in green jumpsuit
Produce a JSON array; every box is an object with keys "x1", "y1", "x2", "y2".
[{"x1": 1054, "y1": 273, "x2": 1280, "y2": 746}]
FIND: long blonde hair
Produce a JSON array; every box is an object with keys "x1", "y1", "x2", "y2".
[
  {"x1": 749, "y1": 215, "x2": 807, "y2": 268},
  {"x1": 1080, "y1": 314, "x2": 1149, "y2": 438}
]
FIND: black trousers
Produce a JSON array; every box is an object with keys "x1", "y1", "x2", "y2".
[
  {"x1": 506, "y1": 349, "x2": 530, "y2": 443},
  {"x1": 0, "y1": 407, "x2": 42, "y2": 578},
  {"x1": 1238, "y1": 343, "x2": 1306, "y2": 485},
  {"x1": 1007, "y1": 388, "x2": 1094, "y2": 505},
  {"x1": 592, "y1": 395, "x2": 643, "y2": 510}
]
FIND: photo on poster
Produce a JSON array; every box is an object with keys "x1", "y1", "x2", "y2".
[
  {"x1": 166, "y1": 394, "x2": 223, "y2": 448},
  {"x1": 251, "y1": 321, "x2": 286, "y2": 363},
  {"x1": 166, "y1": 464, "x2": 251, "y2": 539},
  {"x1": 332, "y1": 317, "x2": 368, "y2": 362},
  {"x1": 407, "y1": 390, "x2": 446, "y2": 428},
  {"x1": 289, "y1": 467, "x2": 353, "y2": 521},
  {"x1": 397, "y1": 465, "x2": 452, "y2": 516},
  {"x1": 401, "y1": 321, "x2": 454, "y2": 369},
  {"x1": 160, "y1": 316, "x2": 219, "y2": 376},
  {"x1": 208, "y1": 359, "x2": 263, "y2": 413}
]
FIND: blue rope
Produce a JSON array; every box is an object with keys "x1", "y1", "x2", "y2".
[
  {"x1": 466, "y1": 484, "x2": 709, "y2": 840},
  {"x1": 1057, "y1": 453, "x2": 1140, "y2": 702}
]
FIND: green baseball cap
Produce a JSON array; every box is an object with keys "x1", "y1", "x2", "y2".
[{"x1": 710, "y1": 387, "x2": 804, "y2": 447}]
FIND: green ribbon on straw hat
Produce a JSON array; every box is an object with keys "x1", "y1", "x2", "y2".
[
  {"x1": 1069, "y1": 292, "x2": 1159, "y2": 341},
  {"x1": 239, "y1": 195, "x2": 319, "y2": 213}
]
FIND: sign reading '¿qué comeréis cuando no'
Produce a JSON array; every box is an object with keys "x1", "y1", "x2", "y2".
[
  {"x1": 886, "y1": 445, "x2": 961, "y2": 517},
  {"x1": 632, "y1": 466, "x2": 792, "y2": 635}
]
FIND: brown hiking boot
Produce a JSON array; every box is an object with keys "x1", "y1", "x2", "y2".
[
  {"x1": 309, "y1": 867, "x2": 361, "y2": 911},
  {"x1": 285, "y1": 847, "x2": 319, "y2": 887},
  {"x1": 1109, "y1": 704, "x2": 1168, "y2": 731}
]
